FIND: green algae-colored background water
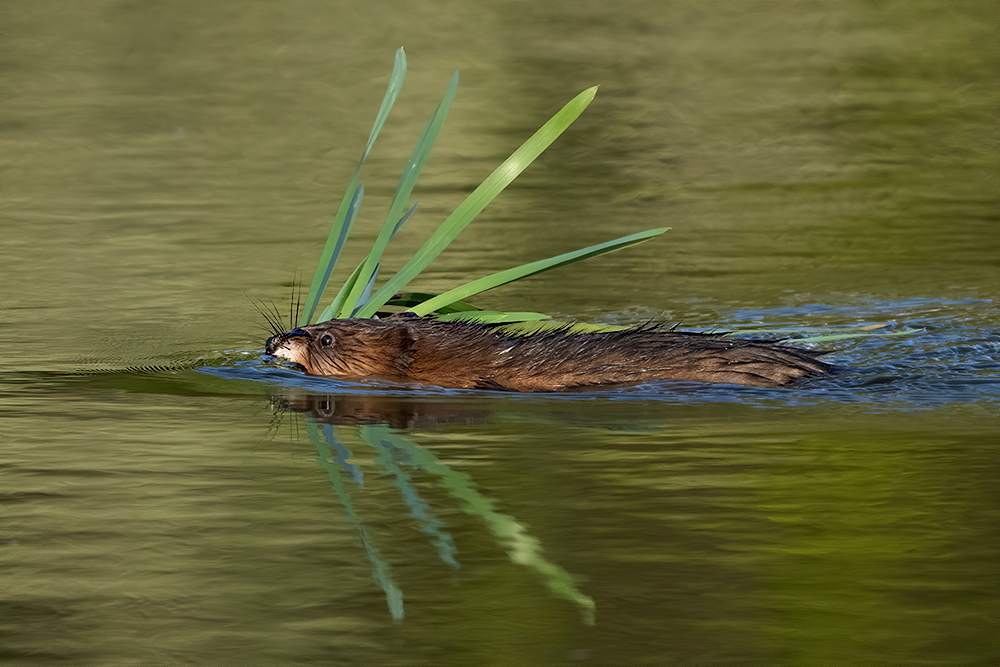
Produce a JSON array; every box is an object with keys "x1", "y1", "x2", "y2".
[{"x1": 3, "y1": 2, "x2": 998, "y2": 664}]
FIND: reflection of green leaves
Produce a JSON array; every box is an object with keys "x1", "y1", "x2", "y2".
[
  {"x1": 360, "y1": 427, "x2": 459, "y2": 569},
  {"x1": 305, "y1": 420, "x2": 404, "y2": 620},
  {"x1": 363, "y1": 423, "x2": 596, "y2": 624},
  {"x1": 306, "y1": 418, "x2": 593, "y2": 622}
]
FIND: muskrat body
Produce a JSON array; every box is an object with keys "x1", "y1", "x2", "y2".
[{"x1": 264, "y1": 313, "x2": 830, "y2": 391}]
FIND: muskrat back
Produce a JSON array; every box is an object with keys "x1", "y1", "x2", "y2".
[{"x1": 265, "y1": 314, "x2": 831, "y2": 391}]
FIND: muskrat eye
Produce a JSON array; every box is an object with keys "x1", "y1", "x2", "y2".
[{"x1": 319, "y1": 333, "x2": 334, "y2": 347}]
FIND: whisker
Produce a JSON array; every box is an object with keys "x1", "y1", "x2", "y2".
[
  {"x1": 246, "y1": 293, "x2": 287, "y2": 338},
  {"x1": 268, "y1": 300, "x2": 285, "y2": 334}
]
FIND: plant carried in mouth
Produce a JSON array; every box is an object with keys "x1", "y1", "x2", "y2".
[
  {"x1": 288, "y1": 49, "x2": 918, "y2": 348},
  {"x1": 296, "y1": 47, "x2": 667, "y2": 329}
]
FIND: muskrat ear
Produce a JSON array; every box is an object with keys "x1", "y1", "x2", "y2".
[{"x1": 319, "y1": 333, "x2": 335, "y2": 347}]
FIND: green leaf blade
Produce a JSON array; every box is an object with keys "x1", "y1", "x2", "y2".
[
  {"x1": 408, "y1": 227, "x2": 668, "y2": 317},
  {"x1": 318, "y1": 260, "x2": 366, "y2": 322},
  {"x1": 362, "y1": 48, "x2": 407, "y2": 161},
  {"x1": 385, "y1": 292, "x2": 481, "y2": 314},
  {"x1": 341, "y1": 71, "x2": 460, "y2": 316},
  {"x1": 299, "y1": 173, "x2": 362, "y2": 326},
  {"x1": 355, "y1": 86, "x2": 601, "y2": 318},
  {"x1": 435, "y1": 311, "x2": 551, "y2": 324},
  {"x1": 299, "y1": 48, "x2": 407, "y2": 326}
]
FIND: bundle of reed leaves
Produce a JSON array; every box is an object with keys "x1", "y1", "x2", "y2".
[{"x1": 297, "y1": 48, "x2": 667, "y2": 328}]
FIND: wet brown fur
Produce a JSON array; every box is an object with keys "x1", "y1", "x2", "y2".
[{"x1": 265, "y1": 313, "x2": 831, "y2": 391}]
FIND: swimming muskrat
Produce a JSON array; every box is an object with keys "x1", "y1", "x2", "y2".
[{"x1": 265, "y1": 313, "x2": 830, "y2": 391}]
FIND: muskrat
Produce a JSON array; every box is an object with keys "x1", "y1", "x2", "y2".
[{"x1": 264, "y1": 313, "x2": 830, "y2": 391}]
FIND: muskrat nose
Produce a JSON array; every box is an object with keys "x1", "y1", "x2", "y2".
[{"x1": 265, "y1": 328, "x2": 311, "y2": 354}]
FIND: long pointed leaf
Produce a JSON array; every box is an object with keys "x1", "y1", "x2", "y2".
[
  {"x1": 362, "y1": 48, "x2": 407, "y2": 162},
  {"x1": 355, "y1": 86, "x2": 600, "y2": 318},
  {"x1": 299, "y1": 178, "x2": 362, "y2": 326},
  {"x1": 341, "y1": 72, "x2": 459, "y2": 316},
  {"x1": 390, "y1": 200, "x2": 419, "y2": 239},
  {"x1": 322, "y1": 201, "x2": 419, "y2": 319},
  {"x1": 435, "y1": 311, "x2": 551, "y2": 324},
  {"x1": 408, "y1": 227, "x2": 668, "y2": 317},
  {"x1": 299, "y1": 49, "x2": 407, "y2": 326},
  {"x1": 351, "y1": 261, "x2": 381, "y2": 316},
  {"x1": 385, "y1": 292, "x2": 481, "y2": 314},
  {"x1": 300, "y1": 184, "x2": 364, "y2": 323},
  {"x1": 317, "y1": 260, "x2": 366, "y2": 322}
]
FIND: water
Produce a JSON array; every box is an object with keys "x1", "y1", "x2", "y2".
[{"x1": 3, "y1": 2, "x2": 998, "y2": 664}]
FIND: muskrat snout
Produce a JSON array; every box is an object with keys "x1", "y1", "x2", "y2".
[{"x1": 265, "y1": 327, "x2": 311, "y2": 355}]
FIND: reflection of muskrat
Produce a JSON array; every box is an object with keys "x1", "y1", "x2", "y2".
[
  {"x1": 265, "y1": 313, "x2": 830, "y2": 391},
  {"x1": 271, "y1": 388, "x2": 491, "y2": 428}
]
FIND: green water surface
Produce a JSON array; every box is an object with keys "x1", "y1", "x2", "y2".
[{"x1": 2, "y1": 2, "x2": 998, "y2": 665}]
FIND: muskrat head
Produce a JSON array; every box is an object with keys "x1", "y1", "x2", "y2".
[
  {"x1": 264, "y1": 318, "x2": 413, "y2": 380},
  {"x1": 265, "y1": 326, "x2": 323, "y2": 372}
]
